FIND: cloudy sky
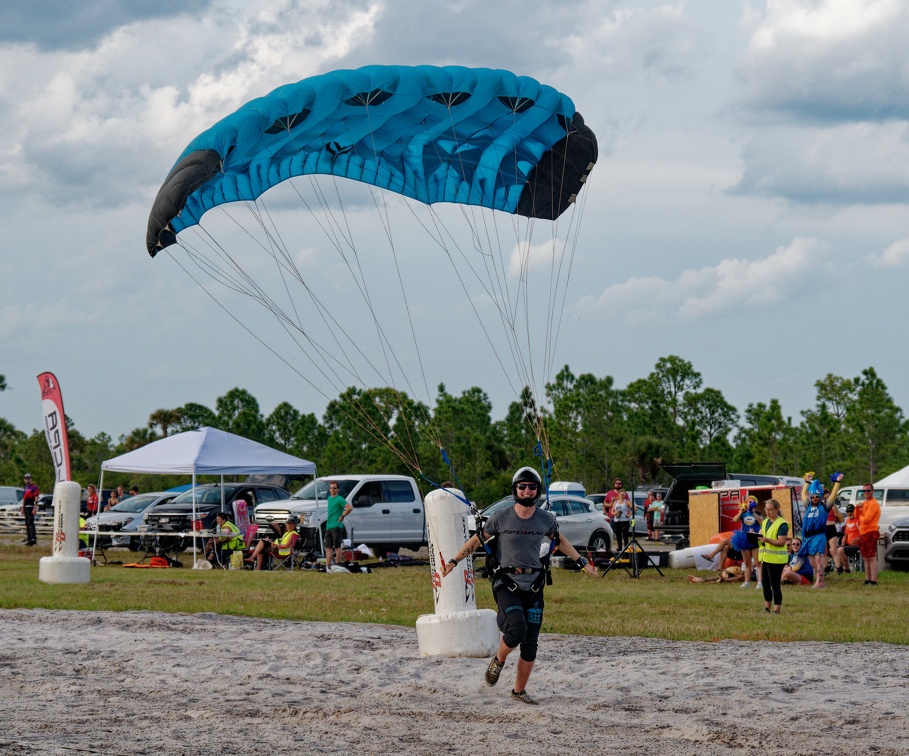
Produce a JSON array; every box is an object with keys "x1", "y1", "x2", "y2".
[{"x1": 2, "y1": 0, "x2": 907, "y2": 442}]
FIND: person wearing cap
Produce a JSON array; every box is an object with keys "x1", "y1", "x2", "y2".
[
  {"x1": 835, "y1": 505, "x2": 860, "y2": 574},
  {"x1": 21, "y1": 474, "x2": 40, "y2": 546},
  {"x1": 204, "y1": 512, "x2": 242, "y2": 564},
  {"x1": 602, "y1": 478, "x2": 624, "y2": 521},
  {"x1": 440, "y1": 466, "x2": 597, "y2": 705},
  {"x1": 246, "y1": 517, "x2": 297, "y2": 570}
]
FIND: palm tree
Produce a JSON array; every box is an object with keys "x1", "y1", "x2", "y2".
[{"x1": 147, "y1": 408, "x2": 182, "y2": 437}]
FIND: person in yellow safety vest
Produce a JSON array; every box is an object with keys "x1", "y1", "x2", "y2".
[
  {"x1": 78, "y1": 516, "x2": 89, "y2": 551},
  {"x1": 757, "y1": 501, "x2": 790, "y2": 615},
  {"x1": 246, "y1": 518, "x2": 297, "y2": 570},
  {"x1": 205, "y1": 512, "x2": 243, "y2": 564}
]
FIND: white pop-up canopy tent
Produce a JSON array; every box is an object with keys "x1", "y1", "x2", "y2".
[
  {"x1": 876, "y1": 464, "x2": 909, "y2": 487},
  {"x1": 98, "y1": 427, "x2": 317, "y2": 561}
]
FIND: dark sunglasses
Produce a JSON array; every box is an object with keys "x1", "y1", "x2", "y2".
[
  {"x1": 516, "y1": 483, "x2": 539, "y2": 491},
  {"x1": 863, "y1": 488, "x2": 873, "y2": 493}
]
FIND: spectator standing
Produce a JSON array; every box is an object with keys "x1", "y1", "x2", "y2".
[
  {"x1": 643, "y1": 491, "x2": 656, "y2": 539},
  {"x1": 324, "y1": 481, "x2": 352, "y2": 570},
  {"x1": 21, "y1": 473, "x2": 40, "y2": 546},
  {"x1": 854, "y1": 484, "x2": 881, "y2": 586},
  {"x1": 731, "y1": 495, "x2": 763, "y2": 588},
  {"x1": 648, "y1": 491, "x2": 665, "y2": 541},
  {"x1": 602, "y1": 478, "x2": 624, "y2": 520},
  {"x1": 611, "y1": 489, "x2": 631, "y2": 552},
  {"x1": 798, "y1": 472, "x2": 842, "y2": 589},
  {"x1": 757, "y1": 501, "x2": 790, "y2": 614},
  {"x1": 85, "y1": 483, "x2": 99, "y2": 516},
  {"x1": 116, "y1": 485, "x2": 129, "y2": 501}
]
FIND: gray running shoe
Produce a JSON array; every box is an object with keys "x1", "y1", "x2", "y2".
[
  {"x1": 510, "y1": 689, "x2": 538, "y2": 705},
  {"x1": 484, "y1": 656, "x2": 504, "y2": 687}
]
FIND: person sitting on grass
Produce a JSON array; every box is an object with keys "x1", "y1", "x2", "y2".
[
  {"x1": 687, "y1": 565, "x2": 745, "y2": 584},
  {"x1": 246, "y1": 518, "x2": 297, "y2": 570},
  {"x1": 781, "y1": 537, "x2": 814, "y2": 585}
]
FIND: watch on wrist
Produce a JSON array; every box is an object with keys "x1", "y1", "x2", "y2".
[{"x1": 449, "y1": 557, "x2": 459, "y2": 566}]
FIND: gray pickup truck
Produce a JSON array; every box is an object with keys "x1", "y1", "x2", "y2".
[{"x1": 253, "y1": 474, "x2": 427, "y2": 555}]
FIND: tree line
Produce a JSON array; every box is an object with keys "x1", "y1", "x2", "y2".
[{"x1": 1, "y1": 357, "x2": 907, "y2": 505}]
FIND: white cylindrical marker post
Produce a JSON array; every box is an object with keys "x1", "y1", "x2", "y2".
[
  {"x1": 416, "y1": 488, "x2": 498, "y2": 657},
  {"x1": 39, "y1": 481, "x2": 90, "y2": 584}
]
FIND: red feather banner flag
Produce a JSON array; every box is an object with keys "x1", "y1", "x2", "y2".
[{"x1": 37, "y1": 372, "x2": 72, "y2": 483}]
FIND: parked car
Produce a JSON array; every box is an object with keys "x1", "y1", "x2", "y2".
[
  {"x1": 0, "y1": 487, "x2": 24, "y2": 508},
  {"x1": 883, "y1": 516, "x2": 909, "y2": 571},
  {"x1": 254, "y1": 474, "x2": 427, "y2": 555},
  {"x1": 835, "y1": 485, "x2": 909, "y2": 531},
  {"x1": 0, "y1": 493, "x2": 54, "y2": 520},
  {"x1": 143, "y1": 482, "x2": 291, "y2": 551},
  {"x1": 84, "y1": 491, "x2": 179, "y2": 550},
  {"x1": 473, "y1": 493, "x2": 613, "y2": 554}
]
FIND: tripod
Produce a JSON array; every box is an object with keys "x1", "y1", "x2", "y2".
[{"x1": 601, "y1": 511, "x2": 664, "y2": 579}]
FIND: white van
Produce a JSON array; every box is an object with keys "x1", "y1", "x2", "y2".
[
  {"x1": 0, "y1": 487, "x2": 24, "y2": 508},
  {"x1": 549, "y1": 481, "x2": 586, "y2": 498},
  {"x1": 836, "y1": 485, "x2": 909, "y2": 529}
]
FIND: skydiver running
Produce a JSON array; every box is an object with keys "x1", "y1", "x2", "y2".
[{"x1": 441, "y1": 467, "x2": 598, "y2": 704}]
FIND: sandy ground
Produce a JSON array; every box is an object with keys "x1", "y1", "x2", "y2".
[{"x1": 0, "y1": 609, "x2": 907, "y2": 755}]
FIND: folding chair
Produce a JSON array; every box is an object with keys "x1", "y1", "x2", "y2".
[{"x1": 269, "y1": 532, "x2": 299, "y2": 571}]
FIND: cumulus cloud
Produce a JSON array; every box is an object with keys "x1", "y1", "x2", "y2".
[
  {"x1": 737, "y1": 0, "x2": 909, "y2": 122},
  {"x1": 729, "y1": 121, "x2": 909, "y2": 204},
  {"x1": 869, "y1": 237, "x2": 909, "y2": 268},
  {"x1": 0, "y1": 1, "x2": 379, "y2": 209},
  {"x1": 507, "y1": 240, "x2": 569, "y2": 279},
  {"x1": 0, "y1": 0, "x2": 213, "y2": 51},
  {"x1": 580, "y1": 236, "x2": 832, "y2": 322}
]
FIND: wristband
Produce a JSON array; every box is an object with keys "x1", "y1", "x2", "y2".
[
  {"x1": 575, "y1": 557, "x2": 588, "y2": 569},
  {"x1": 449, "y1": 557, "x2": 459, "y2": 566}
]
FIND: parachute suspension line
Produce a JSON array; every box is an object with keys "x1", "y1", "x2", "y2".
[
  {"x1": 414, "y1": 447, "x2": 473, "y2": 511},
  {"x1": 344, "y1": 107, "x2": 440, "y2": 456},
  {"x1": 177, "y1": 218, "x2": 424, "y2": 472},
  {"x1": 292, "y1": 159, "x2": 433, "y2": 448},
  {"x1": 433, "y1": 105, "x2": 532, "y2": 399},
  {"x1": 404, "y1": 202, "x2": 523, "y2": 401},
  {"x1": 533, "y1": 440, "x2": 554, "y2": 502},
  {"x1": 355, "y1": 117, "x2": 438, "y2": 451},
  {"x1": 262, "y1": 123, "x2": 441, "y2": 464}
]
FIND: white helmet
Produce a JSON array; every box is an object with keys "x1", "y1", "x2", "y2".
[{"x1": 512, "y1": 466, "x2": 542, "y2": 504}]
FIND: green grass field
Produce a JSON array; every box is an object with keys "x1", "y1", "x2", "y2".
[{"x1": 1, "y1": 541, "x2": 905, "y2": 644}]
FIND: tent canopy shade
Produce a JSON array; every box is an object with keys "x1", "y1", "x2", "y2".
[
  {"x1": 101, "y1": 427, "x2": 316, "y2": 476},
  {"x1": 875, "y1": 465, "x2": 909, "y2": 487}
]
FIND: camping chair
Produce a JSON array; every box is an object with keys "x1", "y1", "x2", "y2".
[
  {"x1": 232, "y1": 499, "x2": 251, "y2": 539},
  {"x1": 268, "y1": 532, "x2": 299, "y2": 571},
  {"x1": 293, "y1": 526, "x2": 321, "y2": 569}
]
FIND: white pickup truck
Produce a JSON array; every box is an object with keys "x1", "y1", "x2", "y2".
[{"x1": 253, "y1": 474, "x2": 427, "y2": 555}]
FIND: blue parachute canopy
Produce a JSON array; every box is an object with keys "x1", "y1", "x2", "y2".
[{"x1": 147, "y1": 65, "x2": 597, "y2": 256}]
